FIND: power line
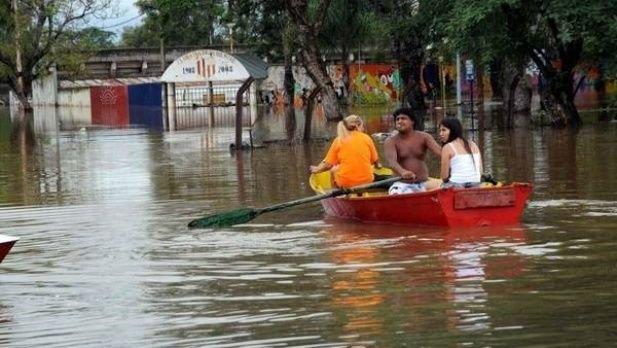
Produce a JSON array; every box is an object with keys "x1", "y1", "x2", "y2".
[{"x1": 99, "y1": 13, "x2": 145, "y2": 30}]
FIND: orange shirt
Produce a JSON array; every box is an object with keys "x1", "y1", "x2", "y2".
[{"x1": 324, "y1": 131, "x2": 379, "y2": 188}]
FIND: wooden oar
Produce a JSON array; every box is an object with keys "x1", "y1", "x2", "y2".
[{"x1": 188, "y1": 176, "x2": 401, "y2": 229}]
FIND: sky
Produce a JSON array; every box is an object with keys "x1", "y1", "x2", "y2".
[{"x1": 95, "y1": 0, "x2": 143, "y2": 39}]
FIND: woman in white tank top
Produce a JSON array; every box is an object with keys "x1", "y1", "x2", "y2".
[{"x1": 438, "y1": 118, "x2": 483, "y2": 188}]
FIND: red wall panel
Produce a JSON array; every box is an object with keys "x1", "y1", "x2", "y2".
[{"x1": 90, "y1": 86, "x2": 129, "y2": 126}]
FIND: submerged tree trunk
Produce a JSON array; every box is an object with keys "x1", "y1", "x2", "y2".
[
  {"x1": 303, "y1": 87, "x2": 321, "y2": 141},
  {"x1": 500, "y1": 60, "x2": 530, "y2": 128},
  {"x1": 283, "y1": 22, "x2": 296, "y2": 143},
  {"x1": 7, "y1": 76, "x2": 33, "y2": 111},
  {"x1": 501, "y1": 4, "x2": 583, "y2": 127},
  {"x1": 489, "y1": 59, "x2": 503, "y2": 101},
  {"x1": 476, "y1": 64, "x2": 485, "y2": 130},
  {"x1": 544, "y1": 71, "x2": 581, "y2": 127}
]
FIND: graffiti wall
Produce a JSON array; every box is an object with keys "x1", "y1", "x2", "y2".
[
  {"x1": 261, "y1": 63, "x2": 402, "y2": 107},
  {"x1": 349, "y1": 64, "x2": 401, "y2": 104}
]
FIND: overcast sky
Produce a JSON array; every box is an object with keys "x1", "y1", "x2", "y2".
[{"x1": 95, "y1": 0, "x2": 142, "y2": 39}]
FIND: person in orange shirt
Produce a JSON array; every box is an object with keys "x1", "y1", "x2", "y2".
[{"x1": 309, "y1": 115, "x2": 380, "y2": 188}]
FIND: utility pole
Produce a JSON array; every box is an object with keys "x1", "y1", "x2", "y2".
[
  {"x1": 456, "y1": 53, "x2": 462, "y2": 105},
  {"x1": 160, "y1": 37, "x2": 166, "y2": 73},
  {"x1": 228, "y1": 22, "x2": 236, "y2": 53},
  {"x1": 158, "y1": 8, "x2": 166, "y2": 73}
]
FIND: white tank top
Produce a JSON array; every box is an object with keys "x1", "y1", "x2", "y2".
[{"x1": 448, "y1": 142, "x2": 481, "y2": 184}]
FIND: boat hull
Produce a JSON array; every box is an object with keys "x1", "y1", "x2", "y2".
[
  {"x1": 0, "y1": 235, "x2": 19, "y2": 264},
  {"x1": 320, "y1": 183, "x2": 532, "y2": 227}
]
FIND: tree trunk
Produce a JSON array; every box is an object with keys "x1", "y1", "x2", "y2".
[
  {"x1": 544, "y1": 71, "x2": 582, "y2": 127},
  {"x1": 283, "y1": 30, "x2": 296, "y2": 143},
  {"x1": 298, "y1": 46, "x2": 343, "y2": 121},
  {"x1": 476, "y1": 64, "x2": 485, "y2": 130},
  {"x1": 7, "y1": 75, "x2": 33, "y2": 111},
  {"x1": 489, "y1": 60, "x2": 503, "y2": 100},
  {"x1": 500, "y1": 61, "x2": 523, "y2": 128},
  {"x1": 500, "y1": 4, "x2": 583, "y2": 128},
  {"x1": 513, "y1": 75, "x2": 532, "y2": 128},
  {"x1": 303, "y1": 87, "x2": 321, "y2": 141}
]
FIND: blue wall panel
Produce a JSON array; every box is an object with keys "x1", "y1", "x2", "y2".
[{"x1": 128, "y1": 83, "x2": 163, "y2": 129}]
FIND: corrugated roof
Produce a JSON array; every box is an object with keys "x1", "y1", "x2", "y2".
[
  {"x1": 231, "y1": 53, "x2": 269, "y2": 80},
  {"x1": 60, "y1": 77, "x2": 160, "y2": 89}
]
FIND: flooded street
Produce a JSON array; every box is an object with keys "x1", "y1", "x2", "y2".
[{"x1": 1, "y1": 106, "x2": 616, "y2": 347}]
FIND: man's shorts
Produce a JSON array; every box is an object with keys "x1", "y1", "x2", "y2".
[{"x1": 388, "y1": 181, "x2": 427, "y2": 195}]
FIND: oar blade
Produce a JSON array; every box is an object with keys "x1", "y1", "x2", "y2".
[{"x1": 188, "y1": 208, "x2": 260, "y2": 229}]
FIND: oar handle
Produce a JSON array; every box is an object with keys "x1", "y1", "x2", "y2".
[{"x1": 259, "y1": 176, "x2": 401, "y2": 214}]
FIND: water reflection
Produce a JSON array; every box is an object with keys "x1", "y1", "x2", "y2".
[{"x1": 322, "y1": 222, "x2": 527, "y2": 345}]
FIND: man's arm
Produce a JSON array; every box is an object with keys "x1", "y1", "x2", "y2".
[{"x1": 424, "y1": 132, "x2": 442, "y2": 157}]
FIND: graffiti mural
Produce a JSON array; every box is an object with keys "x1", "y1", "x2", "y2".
[
  {"x1": 261, "y1": 64, "x2": 402, "y2": 107},
  {"x1": 349, "y1": 64, "x2": 401, "y2": 105}
]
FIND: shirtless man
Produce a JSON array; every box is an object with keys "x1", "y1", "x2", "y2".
[{"x1": 384, "y1": 108, "x2": 442, "y2": 194}]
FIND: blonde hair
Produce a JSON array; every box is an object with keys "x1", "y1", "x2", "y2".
[{"x1": 337, "y1": 114, "x2": 363, "y2": 139}]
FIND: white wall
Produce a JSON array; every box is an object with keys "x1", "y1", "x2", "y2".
[
  {"x1": 32, "y1": 69, "x2": 58, "y2": 106},
  {"x1": 57, "y1": 88, "x2": 91, "y2": 107}
]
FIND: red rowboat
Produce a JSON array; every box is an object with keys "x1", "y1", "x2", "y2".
[
  {"x1": 310, "y1": 171, "x2": 532, "y2": 227},
  {"x1": 0, "y1": 234, "x2": 19, "y2": 264}
]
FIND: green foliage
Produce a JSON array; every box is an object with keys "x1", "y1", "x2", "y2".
[
  {"x1": 319, "y1": 0, "x2": 386, "y2": 59},
  {"x1": 0, "y1": 0, "x2": 112, "y2": 103},
  {"x1": 445, "y1": 0, "x2": 617, "y2": 69},
  {"x1": 121, "y1": 0, "x2": 225, "y2": 47},
  {"x1": 75, "y1": 27, "x2": 116, "y2": 50},
  {"x1": 231, "y1": 0, "x2": 288, "y2": 62}
]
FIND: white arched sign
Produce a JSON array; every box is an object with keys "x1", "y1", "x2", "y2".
[{"x1": 161, "y1": 49, "x2": 250, "y2": 83}]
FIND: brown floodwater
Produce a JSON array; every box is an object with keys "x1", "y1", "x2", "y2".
[{"x1": 1, "y1": 105, "x2": 616, "y2": 347}]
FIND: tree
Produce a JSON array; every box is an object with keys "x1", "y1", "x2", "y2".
[
  {"x1": 372, "y1": 0, "x2": 450, "y2": 124},
  {"x1": 445, "y1": 0, "x2": 531, "y2": 127},
  {"x1": 236, "y1": 0, "x2": 299, "y2": 137},
  {"x1": 0, "y1": 0, "x2": 112, "y2": 110},
  {"x1": 124, "y1": 0, "x2": 225, "y2": 47},
  {"x1": 285, "y1": 0, "x2": 343, "y2": 121},
  {"x1": 445, "y1": 0, "x2": 617, "y2": 127},
  {"x1": 319, "y1": 0, "x2": 384, "y2": 104},
  {"x1": 230, "y1": 0, "x2": 287, "y2": 65},
  {"x1": 76, "y1": 27, "x2": 116, "y2": 50}
]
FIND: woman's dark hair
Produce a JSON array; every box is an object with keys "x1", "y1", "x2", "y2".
[
  {"x1": 440, "y1": 117, "x2": 463, "y2": 144},
  {"x1": 440, "y1": 117, "x2": 476, "y2": 167},
  {"x1": 392, "y1": 108, "x2": 419, "y2": 130}
]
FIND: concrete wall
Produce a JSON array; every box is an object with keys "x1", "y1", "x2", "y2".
[
  {"x1": 32, "y1": 69, "x2": 58, "y2": 106},
  {"x1": 58, "y1": 88, "x2": 92, "y2": 107}
]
